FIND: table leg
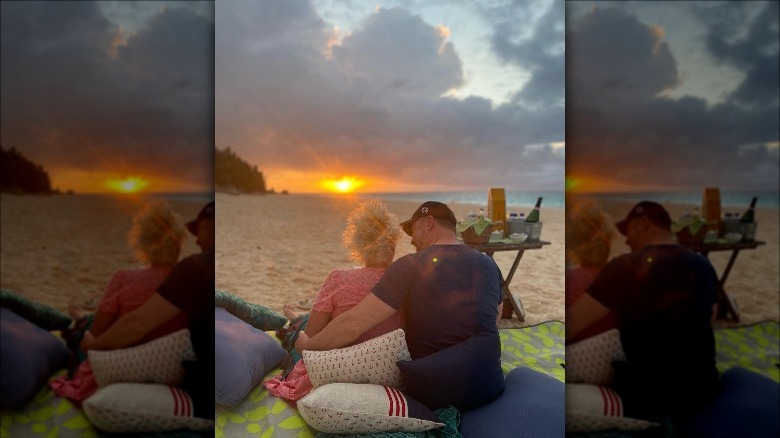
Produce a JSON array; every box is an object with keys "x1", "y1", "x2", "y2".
[
  {"x1": 501, "y1": 251, "x2": 526, "y2": 321},
  {"x1": 702, "y1": 249, "x2": 741, "y2": 322},
  {"x1": 503, "y1": 285, "x2": 525, "y2": 322},
  {"x1": 716, "y1": 250, "x2": 742, "y2": 322}
]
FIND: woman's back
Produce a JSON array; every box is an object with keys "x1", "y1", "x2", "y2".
[
  {"x1": 312, "y1": 267, "x2": 403, "y2": 344},
  {"x1": 98, "y1": 266, "x2": 189, "y2": 342}
]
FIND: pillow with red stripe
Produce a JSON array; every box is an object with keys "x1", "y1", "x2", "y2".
[
  {"x1": 83, "y1": 383, "x2": 214, "y2": 433},
  {"x1": 566, "y1": 383, "x2": 658, "y2": 432},
  {"x1": 297, "y1": 383, "x2": 443, "y2": 434}
]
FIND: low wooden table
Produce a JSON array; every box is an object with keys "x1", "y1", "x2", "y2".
[
  {"x1": 465, "y1": 240, "x2": 551, "y2": 322},
  {"x1": 683, "y1": 240, "x2": 765, "y2": 322}
]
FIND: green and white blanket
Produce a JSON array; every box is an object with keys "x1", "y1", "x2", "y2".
[{"x1": 4, "y1": 320, "x2": 778, "y2": 437}]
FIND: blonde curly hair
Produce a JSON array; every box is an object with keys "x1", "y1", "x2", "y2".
[
  {"x1": 566, "y1": 198, "x2": 616, "y2": 267},
  {"x1": 342, "y1": 199, "x2": 402, "y2": 268},
  {"x1": 127, "y1": 201, "x2": 186, "y2": 266}
]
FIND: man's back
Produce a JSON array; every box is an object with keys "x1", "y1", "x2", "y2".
[
  {"x1": 588, "y1": 244, "x2": 718, "y2": 418},
  {"x1": 157, "y1": 249, "x2": 215, "y2": 419},
  {"x1": 373, "y1": 244, "x2": 502, "y2": 358}
]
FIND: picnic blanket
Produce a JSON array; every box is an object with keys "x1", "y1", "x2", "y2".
[
  {"x1": 3, "y1": 321, "x2": 776, "y2": 437},
  {"x1": 214, "y1": 321, "x2": 567, "y2": 438}
]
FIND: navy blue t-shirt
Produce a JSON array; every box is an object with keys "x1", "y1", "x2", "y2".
[
  {"x1": 588, "y1": 244, "x2": 718, "y2": 419},
  {"x1": 157, "y1": 250, "x2": 214, "y2": 419},
  {"x1": 372, "y1": 244, "x2": 503, "y2": 359}
]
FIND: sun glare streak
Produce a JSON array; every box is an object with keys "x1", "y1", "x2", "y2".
[
  {"x1": 105, "y1": 176, "x2": 150, "y2": 194},
  {"x1": 321, "y1": 176, "x2": 365, "y2": 194}
]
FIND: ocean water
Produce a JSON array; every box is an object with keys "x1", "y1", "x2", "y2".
[
  {"x1": 359, "y1": 190, "x2": 779, "y2": 210},
  {"x1": 582, "y1": 190, "x2": 779, "y2": 209},
  {"x1": 148, "y1": 192, "x2": 214, "y2": 203},
  {"x1": 360, "y1": 191, "x2": 565, "y2": 209}
]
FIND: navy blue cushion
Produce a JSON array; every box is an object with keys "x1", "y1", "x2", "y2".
[
  {"x1": 396, "y1": 331, "x2": 504, "y2": 411},
  {"x1": 685, "y1": 367, "x2": 780, "y2": 438},
  {"x1": 0, "y1": 307, "x2": 71, "y2": 407},
  {"x1": 214, "y1": 307, "x2": 287, "y2": 406},
  {"x1": 460, "y1": 367, "x2": 565, "y2": 438}
]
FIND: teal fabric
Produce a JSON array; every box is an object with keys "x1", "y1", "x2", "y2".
[
  {"x1": 316, "y1": 407, "x2": 461, "y2": 438},
  {"x1": 214, "y1": 289, "x2": 287, "y2": 331},
  {"x1": 0, "y1": 290, "x2": 72, "y2": 330}
]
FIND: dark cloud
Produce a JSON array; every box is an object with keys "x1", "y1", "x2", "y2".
[
  {"x1": 216, "y1": 1, "x2": 564, "y2": 192},
  {"x1": 700, "y1": 1, "x2": 780, "y2": 109},
  {"x1": 332, "y1": 7, "x2": 463, "y2": 99},
  {"x1": 567, "y1": 5, "x2": 779, "y2": 191},
  {"x1": 486, "y1": 0, "x2": 565, "y2": 108},
  {"x1": 0, "y1": 1, "x2": 213, "y2": 190}
]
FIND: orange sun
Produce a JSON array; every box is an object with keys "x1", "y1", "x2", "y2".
[
  {"x1": 105, "y1": 176, "x2": 150, "y2": 194},
  {"x1": 321, "y1": 176, "x2": 364, "y2": 194}
]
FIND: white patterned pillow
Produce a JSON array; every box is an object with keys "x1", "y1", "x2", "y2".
[
  {"x1": 298, "y1": 383, "x2": 443, "y2": 434},
  {"x1": 303, "y1": 329, "x2": 410, "y2": 388},
  {"x1": 566, "y1": 383, "x2": 658, "y2": 433},
  {"x1": 566, "y1": 328, "x2": 625, "y2": 385},
  {"x1": 89, "y1": 329, "x2": 196, "y2": 387},
  {"x1": 83, "y1": 383, "x2": 214, "y2": 433}
]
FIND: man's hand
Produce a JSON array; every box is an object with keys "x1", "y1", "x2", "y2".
[
  {"x1": 295, "y1": 331, "x2": 309, "y2": 352},
  {"x1": 80, "y1": 331, "x2": 94, "y2": 352}
]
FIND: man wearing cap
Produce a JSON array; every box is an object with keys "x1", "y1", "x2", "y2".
[
  {"x1": 82, "y1": 201, "x2": 215, "y2": 419},
  {"x1": 296, "y1": 201, "x2": 505, "y2": 410},
  {"x1": 567, "y1": 201, "x2": 719, "y2": 423}
]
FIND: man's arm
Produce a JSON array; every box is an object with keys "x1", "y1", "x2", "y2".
[
  {"x1": 296, "y1": 293, "x2": 396, "y2": 352},
  {"x1": 302, "y1": 310, "x2": 332, "y2": 338},
  {"x1": 89, "y1": 310, "x2": 118, "y2": 337},
  {"x1": 82, "y1": 293, "x2": 181, "y2": 351},
  {"x1": 496, "y1": 302, "x2": 503, "y2": 325},
  {"x1": 566, "y1": 293, "x2": 610, "y2": 343}
]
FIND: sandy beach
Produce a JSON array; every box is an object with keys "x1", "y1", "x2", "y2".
[
  {"x1": 2, "y1": 192, "x2": 775, "y2": 330},
  {"x1": 584, "y1": 198, "x2": 780, "y2": 327},
  {"x1": 0, "y1": 193, "x2": 204, "y2": 314},
  {"x1": 215, "y1": 192, "x2": 565, "y2": 328}
]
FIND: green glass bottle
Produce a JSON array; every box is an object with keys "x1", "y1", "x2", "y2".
[
  {"x1": 526, "y1": 197, "x2": 543, "y2": 223},
  {"x1": 739, "y1": 197, "x2": 757, "y2": 223}
]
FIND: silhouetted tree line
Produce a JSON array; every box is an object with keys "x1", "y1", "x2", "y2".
[
  {"x1": 1, "y1": 146, "x2": 54, "y2": 194},
  {"x1": 215, "y1": 146, "x2": 271, "y2": 194}
]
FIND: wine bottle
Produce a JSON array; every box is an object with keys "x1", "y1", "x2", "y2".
[
  {"x1": 526, "y1": 197, "x2": 543, "y2": 222},
  {"x1": 739, "y1": 197, "x2": 757, "y2": 223}
]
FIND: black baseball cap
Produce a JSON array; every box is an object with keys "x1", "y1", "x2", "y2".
[
  {"x1": 400, "y1": 201, "x2": 457, "y2": 236},
  {"x1": 615, "y1": 201, "x2": 672, "y2": 235},
  {"x1": 186, "y1": 202, "x2": 215, "y2": 236}
]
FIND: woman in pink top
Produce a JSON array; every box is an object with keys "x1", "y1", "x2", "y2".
[
  {"x1": 265, "y1": 199, "x2": 404, "y2": 404},
  {"x1": 51, "y1": 201, "x2": 189, "y2": 404},
  {"x1": 565, "y1": 198, "x2": 619, "y2": 344}
]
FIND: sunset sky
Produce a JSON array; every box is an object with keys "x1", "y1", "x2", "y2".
[
  {"x1": 0, "y1": 1, "x2": 214, "y2": 194},
  {"x1": 215, "y1": 0, "x2": 565, "y2": 194},
  {"x1": 566, "y1": 1, "x2": 779, "y2": 193}
]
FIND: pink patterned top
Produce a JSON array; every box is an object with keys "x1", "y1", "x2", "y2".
[
  {"x1": 98, "y1": 267, "x2": 189, "y2": 342},
  {"x1": 312, "y1": 267, "x2": 404, "y2": 343},
  {"x1": 51, "y1": 266, "x2": 188, "y2": 404},
  {"x1": 264, "y1": 267, "x2": 404, "y2": 404},
  {"x1": 98, "y1": 267, "x2": 171, "y2": 315}
]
